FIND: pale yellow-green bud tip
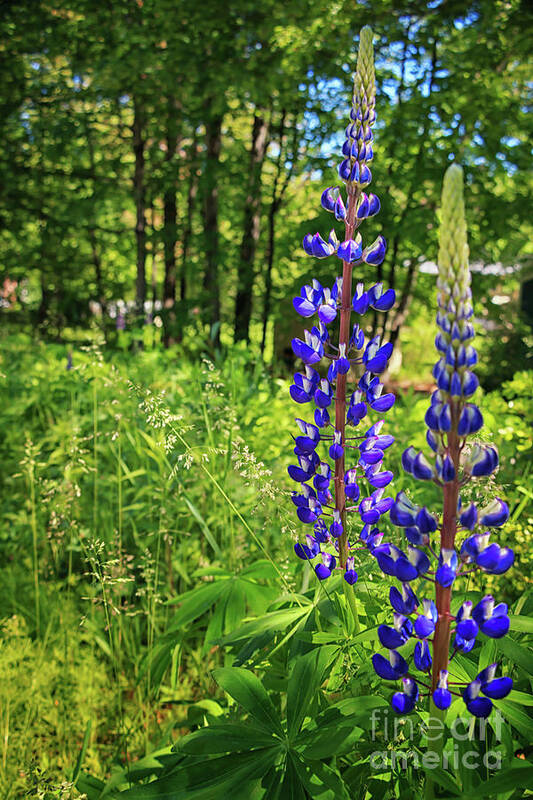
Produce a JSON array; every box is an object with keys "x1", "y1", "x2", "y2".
[
  {"x1": 438, "y1": 163, "x2": 469, "y2": 282},
  {"x1": 355, "y1": 26, "x2": 375, "y2": 109}
]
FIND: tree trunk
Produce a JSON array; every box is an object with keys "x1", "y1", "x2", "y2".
[
  {"x1": 181, "y1": 132, "x2": 199, "y2": 303},
  {"x1": 163, "y1": 97, "x2": 179, "y2": 308},
  {"x1": 203, "y1": 112, "x2": 223, "y2": 344},
  {"x1": 132, "y1": 97, "x2": 147, "y2": 316},
  {"x1": 234, "y1": 113, "x2": 269, "y2": 343}
]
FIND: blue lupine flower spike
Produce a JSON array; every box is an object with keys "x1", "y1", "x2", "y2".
[
  {"x1": 290, "y1": 27, "x2": 396, "y2": 628},
  {"x1": 371, "y1": 165, "x2": 513, "y2": 719}
]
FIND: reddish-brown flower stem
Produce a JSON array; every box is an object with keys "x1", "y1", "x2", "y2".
[
  {"x1": 335, "y1": 185, "x2": 361, "y2": 571},
  {"x1": 431, "y1": 402, "x2": 461, "y2": 692}
]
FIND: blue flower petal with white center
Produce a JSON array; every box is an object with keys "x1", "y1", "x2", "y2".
[
  {"x1": 479, "y1": 498, "x2": 509, "y2": 528},
  {"x1": 314, "y1": 378, "x2": 332, "y2": 408},
  {"x1": 481, "y1": 676, "x2": 512, "y2": 700},
  {"x1": 414, "y1": 640, "x2": 432, "y2": 672},
  {"x1": 368, "y1": 282, "x2": 395, "y2": 311},
  {"x1": 315, "y1": 552, "x2": 336, "y2": 580},
  {"x1": 459, "y1": 502, "x2": 478, "y2": 530},
  {"x1": 314, "y1": 408, "x2": 330, "y2": 428},
  {"x1": 472, "y1": 595, "x2": 510, "y2": 638},
  {"x1": 414, "y1": 599, "x2": 438, "y2": 637},
  {"x1": 344, "y1": 556, "x2": 358, "y2": 585},
  {"x1": 372, "y1": 650, "x2": 409, "y2": 681},
  {"x1": 433, "y1": 670, "x2": 452, "y2": 709},
  {"x1": 291, "y1": 330, "x2": 324, "y2": 364},
  {"x1": 294, "y1": 534, "x2": 320, "y2": 560},
  {"x1": 362, "y1": 235, "x2": 387, "y2": 265},
  {"x1": 463, "y1": 681, "x2": 493, "y2": 717},
  {"x1": 390, "y1": 584, "x2": 419, "y2": 615},
  {"x1": 456, "y1": 601, "x2": 478, "y2": 641},
  {"x1": 435, "y1": 548, "x2": 458, "y2": 587},
  {"x1": 337, "y1": 234, "x2": 363, "y2": 263},
  {"x1": 391, "y1": 677, "x2": 418, "y2": 714},
  {"x1": 352, "y1": 283, "x2": 369, "y2": 314},
  {"x1": 412, "y1": 452, "x2": 434, "y2": 480},
  {"x1": 320, "y1": 186, "x2": 339, "y2": 212}
]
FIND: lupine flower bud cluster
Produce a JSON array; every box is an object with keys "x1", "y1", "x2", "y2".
[
  {"x1": 289, "y1": 27, "x2": 397, "y2": 589},
  {"x1": 371, "y1": 164, "x2": 513, "y2": 718}
]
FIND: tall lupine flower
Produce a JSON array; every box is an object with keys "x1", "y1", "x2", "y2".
[
  {"x1": 372, "y1": 165, "x2": 513, "y2": 718},
  {"x1": 289, "y1": 27, "x2": 396, "y2": 626}
]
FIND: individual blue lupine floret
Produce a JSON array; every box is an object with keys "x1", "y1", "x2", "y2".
[
  {"x1": 476, "y1": 663, "x2": 512, "y2": 699},
  {"x1": 362, "y1": 235, "x2": 387, "y2": 265},
  {"x1": 392, "y1": 677, "x2": 419, "y2": 714},
  {"x1": 329, "y1": 431, "x2": 344, "y2": 460},
  {"x1": 294, "y1": 534, "x2": 320, "y2": 560},
  {"x1": 459, "y1": 501, "x2": 478, "y2": 529},
  {"x1": 291, "y1": 328, "x2": 325, "y2": 365},
  {"x1": 472, "y1": 595, "x2": 510, "y2": 638},
  {"x1": 288, "y1": 452, "x2": 318, "y2": 483},
  {"x1": 315, "y1": 552, "x2": 336, "y2": 580},
  {"x1": 344, "y1": 556, "x2": 358, "y2": 585},
  {"x1": 435, "y1": 548, "x2": 458, "y2": 587},
  {"x1": 294, "y1": 419, "x2": 320, "y2": 453},
  {"x1": 455, "y1": 601, "x2": 478, "y2": 642},
  {"x1": 314, "y1": 378, "x2": 333, "y2": 408},
  {"x1": 290, "y1": 366, "x2": 320, "y2": 403},
  {"x1": 433, "y1": 670, "x2": 452, "y2": 710},
  {"x1": 368, "y1": 282, "x2": 395, "y2": 311},
  {"x1": 414, "y1": 639, "x2": 432, "y2": 672},
  {"x1": 293, "y1": 280, "x2": 323, "y2": 317},
  {"x1": 329, "y1": 510, "x2": 343, "y2": 538},
  {"x1": 463, "y1": 681, "x2": 493, "y2": 718},
  {"x1": 465, "y1": 444, "x2": 499, "y2": 477},
  {"x1": 372, "y1": 650, "x2": 409, "y2": 681},
  {"x1": 344, "y1": 468, "x2": 360, "y2": 500},
  {"x1": 479, "y1": 498, "x2": 509, "y2": 527},
  {"x1": 337, "y1": 234, "x2": 363, "y2": 263},
  {"x1": 302, "y1": 230, "x2": 339, "y2": 258},
  {"x1": 378, "y1": 613, "x2": 412, "y2": 649},
  {"x1": 390, "y1": 584, "x2": 419, "y2": 616},
  {"x1": 352, "y1": 283, "x2": 369, "y2": 314},
  {"x1": 414, "y1": 599, "x2": 438, "y2": 638},
  {"x1": 363, "y1": 336, "x2": 393, "y2": 374}
]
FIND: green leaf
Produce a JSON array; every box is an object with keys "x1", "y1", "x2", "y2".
[
  {"x1": 120, "y1": 749, "x2": 278, "y2": 799},
  {"x1": 287, "y1": 646, "x2": 338, "y2": 739},
  {"x1": 72, "y1": 719, "x2": 91, "y2": 784},
  {"x1": 297, "y1": 721, "x2": 363, "y2": 760},
  {"x1": 220, "y1": 605, "x2": 312, "y2": 645},
  {"x1": 182, "y1": 492, "x2": 222, "y2": 557},
  {"x1": 178, "y1": 721, "x2": 280, "y2": 755},
  {"x1": 496, "y1": 637, "x2": 533, "y2": 676},
  {"x1": 213, "y1": 667, "x2": 284, "y2": 736},
  {"x1": 494, "y1": 699, "x2": 533, "y2": 739},
  {"x1": 292, "y1": 755, "x2": 350, "y2": 800},
  {"x1": 509, "y1": 615, "x2": 533, "y2": 633},
  {"x1": 469, "y1": 763, "x2": 533, "y2": 797},
  {"x1": 165, "y1": 581, "x2": 227, "y2": 633}
]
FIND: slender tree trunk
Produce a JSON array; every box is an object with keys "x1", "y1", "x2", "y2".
[
  {"x1": 132, "y1": 97, "x2": 147, "y2": 316},
  {"x1": 84, "y1": 112, "x2": 107, "y2": 325},
  {"x1": 163, "y1": 97, "x2": 179, "y2": 308},
  {"x1": 181, "y1": 132, "x2": 199, "y2": 303},
  {"x1": 203, "y1": 112, "x2": 223, "y2": 344},
  {"x1": 234, "y1": 112, "x2": 269, "y2": 343}
]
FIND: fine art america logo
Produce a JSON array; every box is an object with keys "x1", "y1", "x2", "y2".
[{"x1": 369, "y1": 708, "x2": 506, "y2": 771}]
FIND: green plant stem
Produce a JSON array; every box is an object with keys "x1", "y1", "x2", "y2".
[
  {"x1": 424, "y1": 702, "x2": 447, "y2": 799},
  {"x1": 344, "y1": 580, "x2": 360, "y2": 633},
  {"x1": 29, "y1": 457, "x2": 40, "y2": 637}
]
